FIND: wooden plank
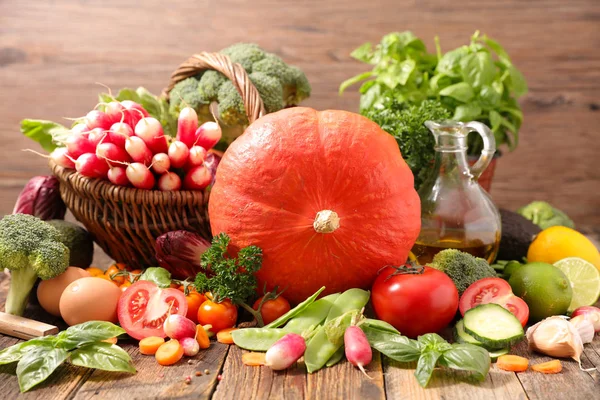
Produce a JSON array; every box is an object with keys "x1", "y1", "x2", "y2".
[{"x1": 212, "y1": 345, "x2": 307, "y2": 400}]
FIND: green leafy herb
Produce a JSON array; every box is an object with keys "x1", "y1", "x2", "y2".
[
  {"x1": 0, "y1": 321, "x2": 134, "y2": 392},
  {"x1": 361, "y1": 325, "x2": 490, "y2": 387},
  {"x1": 194, "y1": 233, "x2": 263, "y2": 320},
  {"x1": 341, "y1": 30, "x2": 527, "y2": 157},
  {"x1": 139, "y1": 267, "x2": 172, "y2": 289},
  {"x1": 20, "y1": 120, "x2": 71, "y2": 152}
]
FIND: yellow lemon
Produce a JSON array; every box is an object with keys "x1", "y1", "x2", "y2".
[{"x1": 528, "y1": 226, "x2": 600, "y2": 271}]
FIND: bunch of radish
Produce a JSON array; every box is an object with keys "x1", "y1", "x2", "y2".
[{"x1": 51, "y1": 101, "x2": 222, "y2": 191}]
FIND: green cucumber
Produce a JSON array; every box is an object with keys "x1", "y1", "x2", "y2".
[
  {"x1": 488, "y1": 347, "x2": 510, "y2": 361},
  {"x1": 454, "y1": 319, "x2": 483, "y2": 346},
  {"x1": 463, "y1": 304, "x2": 524, "y2": 348}
]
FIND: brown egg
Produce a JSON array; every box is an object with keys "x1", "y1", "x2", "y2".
[
  {"x1": 59, "y1": 277, "x2": 122, "y2": 326},
  {"x1": 37, "y1": 267, "x2": 91, "y2": 317}
]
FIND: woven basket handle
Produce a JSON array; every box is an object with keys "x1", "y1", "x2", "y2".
[{"x1": 162, "y1": 52, "x2": 265, "y2": 124}]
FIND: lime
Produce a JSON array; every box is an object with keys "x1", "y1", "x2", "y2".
[
  {"x1": 554, "y1": 257, "x2": 600, "y2": 312},
  {"x1": 508, "y1": 262, "x2": 572, "y2": 322}
]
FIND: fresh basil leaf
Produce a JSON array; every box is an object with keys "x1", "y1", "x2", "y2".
[
  {"x1": 139, "y1": 267, "x2": 172, "y2": 288},
  {"x1": 98, "y1": 92, "x2": 115, "y2": 104},
  {"x1": 436, "y1": 46, "x2": 469, "y2": 78},
  {"x1": 415, "y1": 349, "x2": 442, "y2": 388},
  {"x1": 350, "y1": 43, "x2": 374, "y2": 63},
  {"x1": 69, "y1": 342, "x2": 136, "y2": 373},
  {"x1": 429, "y1": 74, "x2": 453, "y2": 92},
  {"x1": 439, "y1": 343, "x2": 490, "y2": 381},
  {"x1": 439, "y1": 82, "x2": 474, "y2": 103},
  {"x1": 479, "y1": 85, "x2": 502, "y2": 108},
  {"x1": 461, "y1": 52, "x2": 496, "y2": 89},
  {"x1": 339, "y1": 72, "x2": 374, "y2": 95},
  {"x1": 507, "y1": 65, "x2": 528, "y2": 97},
  {"x1": 0, "y1": 343, "x2": 27, "y2": 365},
  {"x1": 115, "y1": 88, "x2": 141, "y2": 103},
  {"x1": 60, "y1": 321, "x2": 126, "y2": 349},
  {"x1": 362, "y1": 327, "x2": 421, "y2": 362},
  {"x1": 417, "y1": 333, "x2": 452, "y2": 353},
  {"x1": 453, "y1": 104, "x2": 482, "y2": 121},
  {"x1": 0, "y1": 336, "x2": 59, "y2": 365},
  {"x1": 489, "y1": 110, "x2": 503, "y2": 132},
  {"x1": 379, "y1": 61, "x2": 415, "y2": 89},
  {"x1": 359, "y1": 83, "x2": 383, "y2": 113},
  {"x1": 20, "y1": 119, "x2": 71, "y2": 152},
  {"x1": 481, "y1": 36, "x2": 510, "y2": 61},
  {"x1": 16, "y1": 347, "x2": 68, "y2": 392}
]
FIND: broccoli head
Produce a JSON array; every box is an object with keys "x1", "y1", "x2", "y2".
[
  {"x1": 428, "y1": 249, "x2": 496, "y2": 295},
  {"x1": 517, "y1": 201, "x2": 575, "y2": 230},
  {"x1": 168, "y1": 43, "x2": 311, "y2": 146},
  {"x1": 0, "y1": 214, "x2": 69, "y2": 315}
]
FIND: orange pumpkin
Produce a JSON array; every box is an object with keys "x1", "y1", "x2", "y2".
[{"x1": 208, "y1": 107, "x2": 421, "y2": 304}]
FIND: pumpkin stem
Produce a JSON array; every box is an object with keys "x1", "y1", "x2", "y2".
[{"x1": 313, "y1": 210, "x2": 340, "y2": 233}]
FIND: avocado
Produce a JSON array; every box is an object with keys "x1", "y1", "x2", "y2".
[
  {"x1": 497, "y1": 209, "x2": 541, "y2": 261},
  {"x1": 47, "y1": 220, "x2": 94, "y2": 268}
]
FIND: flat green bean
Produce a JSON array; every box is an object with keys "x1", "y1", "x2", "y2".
[
  {"x1": 230, "y1": 328, "x2": 287, "y2": 351},
  {"x1": 325, "y1": 288, "x2": 370, "y2": 322},
  {"x1": 283, "y1": 293, "x2": 340, "y2": 334},
  {"x1": 326, "y1": 345, "x2": 345, "y2": 367},
  {"x1": 264, "y1": 286, "x2": 325, "y2": 329},
  {"x1": 304, "y1": 313, "x2": 353, "y2": 373}
]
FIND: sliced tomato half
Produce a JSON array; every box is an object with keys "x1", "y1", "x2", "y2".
[
  {"x1": 459, "y1": 277, "x2": 529, "y2": 327},
  {"x1": 118, "y1": 281, "x2": 188, "y2": 340}
]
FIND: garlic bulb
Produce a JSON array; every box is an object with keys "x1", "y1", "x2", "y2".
[
  {"x1": 526, "y1": 316, "x2": 583, "y2": 363},
  {"x1": 569, "y1": 315, "x2": 595, "y2": 344}
]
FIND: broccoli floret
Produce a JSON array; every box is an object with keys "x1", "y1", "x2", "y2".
[
  {"x1": 0, "y1": 214, "x2": 69, "y2": 315},
  {"x1": 220, "y1": 43, "x2": 266, "y2": 72},
  {"x1": 198, "y1": 71, "x2": 227, "y2": 102},
  {"x1": 429, "y1": 249, "x2": 496, "y2": 295},
  {"x1": 517, "y1": 201, "x2": 575, "y2": 230},
  {"x1": 169, "y1": 75, "x2": 210, "y2": 117}
]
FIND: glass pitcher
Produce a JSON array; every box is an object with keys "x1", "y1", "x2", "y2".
[{"x1": 412, "y1": 120, "x2": 501, "y2": 264}]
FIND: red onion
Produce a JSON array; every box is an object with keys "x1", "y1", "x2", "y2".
[
  {"x1": 13, "y1": 176, "x2": 66, "y2": 220},
  {"x1": 155, "y1": 230, "x2": 211, "y2": 279}
]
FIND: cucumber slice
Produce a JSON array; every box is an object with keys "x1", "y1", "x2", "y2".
[
  {"x1": 463, "y1": 304, "x2": 524, "y2": 348},
  {"x1": 454, "y1": 320, "x2": 483, "y2": 346},
  {"x1": 488, "y1": 347, "x2": 510, "y2": 361}
]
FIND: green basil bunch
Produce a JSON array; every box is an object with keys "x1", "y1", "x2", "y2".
[
  {"x1": 340, "y1": 31, "x2": 527, "y2": 155},
  {"x1": 361, "y1": 321, "x2": 490, "y2": 387},
  {"x1": 0, "y1": 321, "x2": 135, "y2": 392}
]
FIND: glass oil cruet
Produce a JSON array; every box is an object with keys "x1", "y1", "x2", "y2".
[{"x1": 412, "y1": 120, "x2": 501, "y2": 264}]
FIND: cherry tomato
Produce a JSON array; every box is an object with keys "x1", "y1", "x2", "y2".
[
  {"x1": 178, "y1": 285, "x2": 197, "y2": 294},
  {"x1": 459, "y1": 277, "x2": 529, "y2": 327},
  {"x1": 372, "y1": 265, "x2": 459, "y2": 338},
  {"x1": 117, "y1": 281, "x2": 188, "y2": 340},
  {"x1": 253, "y1": 296, "x2": 291, "y2": 325},
  {"x1": 185, "y1": 292, "x2": 206, "y2": 323},
  {"x1": 197, "y1": 299, "x2": 237, "y2": 333},
  {"x1": 119, "y1": 281, "x2": 132, "y2": 292},
  {"x1": 105, "y1": 265, "x2": 125, "y2": 285},
  {"x1": 85, "y1": 267, "x2": 104, "y2": 277},
  {"x1": 128, "y1": 269, "x2": 143, "y2": 283}
]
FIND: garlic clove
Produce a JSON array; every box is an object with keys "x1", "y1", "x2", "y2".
[
  {"x1": 526, "y1": 316, "x2": 583, "y2": 363},
  {"x1": 569, "y1": 315, "x2": 595, "y2": 344}
]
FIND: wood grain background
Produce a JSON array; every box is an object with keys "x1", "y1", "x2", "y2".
[{"x1": 0, "y1": 0, "x2": 598, "y2": 226}]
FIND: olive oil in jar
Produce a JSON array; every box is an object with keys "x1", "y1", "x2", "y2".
[{"x1": 412, "y1": 236, "x2": 500, "y2": 265}]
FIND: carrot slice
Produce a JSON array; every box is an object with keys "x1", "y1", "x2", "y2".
[
  {"x1": 242, "y1": 352, "x2": 266, "y2": 366},
  {"x1": 532, "y1": 360, "x2": 562, "y2": 374},
  {"x1": 139, "y1": 336, "x2": 165, "y2": 355},
  {"x1": 497, "y1": 355, "x2": 529, "y2": 372},
  {"x1": 195, "y1": 325, "x2": 211, "y2": 349},
  {"x1": 217, "y1": 328, "x2": 238, "y2": 344},
  {"x1": 102, "y1": 337, "x2": 118, "y2": 345},
  {"x1": 155, "y1": 339, "x2": 184, "y2": 366}
]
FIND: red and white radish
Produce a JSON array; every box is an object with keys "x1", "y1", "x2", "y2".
[
  {"x1": 104, "y1": 101, "x2": 125, "y2": 124},
  {"x1": 344, "y1": 326, "x2": 372, "y2": 377},
  {"x1": 107, "y1": 166, "x2": 129, "y2": 186},
  {"x1": 163, "y1": 314, "x2": 197, "y2": 341},
  {"x1": 187, "y1": 146, "x2": 207, "y2": 168},
  {"x1": 125, "y1": 136, "x2": 153, "y2": 165},
  {"x1": 108, "y1": 122, "x2": 133, "y2": 148},
  {"x1": 183, "y1": 165, "x2": 212, "y2": 190},
  {"x1": 125, "y1": 163, "x2": 155, "y2": 190},
  {"x1": 158, "y1": 172, "x2": 182, "y2": 191},
  {"x1": 75, "y1": 153, "x2": 109, "y2": 179},
  {"x1": 193, "y1": 121, "x2": 221, "y2": 150},
  {"x1": 134, "y1": 117, "x2": 168, "y2": 154},
  {"x1": 50, "y1": 147, "x2": 76, "y2": 169},
  {"x1": 168, "y1": 141, "x2": 190, "y2": 169},
  {"x1": 572, "y1": 306, "x2": 600, "y2": 333},
  {"x1": 121, "y1": 100, "x2": 149, "y2": 128},
  {"x1": 84, "y1": 110, "x2": 112, "y2": 130},
  {"x1": 265, "y1": 333, "x2": 306, "y2": 370},
  {"x1": 66, "y1": 134, "x2": 96, "y2": 158},
  {"x1": 96, "y1": 142, "x2": 132, "y2": 166},
  {"x1": 71, "y1": 123, "x2": 89, "y2": 136},
  {"x1": 151, "y1": 153, "x2": 170, "y2": 174},
  {"x1": 87, "y1": 127, "x2": 109, "y2": 147},
  {"x1": 176, "y1": 107, "x2": 199, "y2": 148},
  {"x1": 180, "y1": 337, "x2": 200, "y2": 357}
]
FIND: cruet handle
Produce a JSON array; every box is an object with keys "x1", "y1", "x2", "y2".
[{"x1": 464, "y1": 121, "x2": 496, "y2": 179}]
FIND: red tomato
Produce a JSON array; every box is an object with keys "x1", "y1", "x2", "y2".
[
  {"x1": 105, "y1": 265, "x2": 125, "y2": 285},
  {"x1": 117, "y1": 281, "x2": 188, "y2": 340},
  {"x1": 253, "y1": 296, "x2": 291, "y2": 325},
  {"x1": 186, "y1": 292, "x2": 206, "y2": 323},
  {"x1": 197, "y1": 299, "x2": 238, "y2": 333},
  {"x1": 372, "y1": 265, "x2": 459, "y2": 338},
  {"x1": 459, "y1": 278, "x2": 529, "y2": 327}
]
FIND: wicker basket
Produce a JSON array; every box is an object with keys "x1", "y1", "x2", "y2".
[{"x1": 50, "y1": 52, "x2": 266, "y2": 268}]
